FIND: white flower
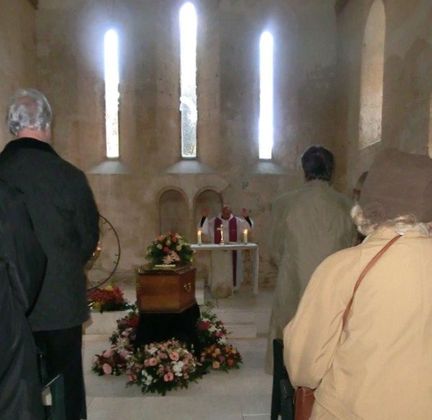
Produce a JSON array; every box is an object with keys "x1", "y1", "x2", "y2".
[
  {"x1": 142, "y1": 370, "x2": 154, "y2": 385},
  {"x1": 157, "y1": 244, "x2": 162, "y2": 249},
  {"x1": 172, "y1": 361, "x2": 184, "y2": 376},
  {"x1": 148, "y1": 346, "x2": 158, "y2": 355},
  {"x1": 166, "y1": 239, "x2": 171, "y2": 246},
  {"x1": 176, "y1": 245, "x2": 182, "y2": 251}
]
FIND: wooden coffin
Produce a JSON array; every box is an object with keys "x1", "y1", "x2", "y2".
[{"x1": 136, "y1": 265, "x2": 196, "y2": 313}]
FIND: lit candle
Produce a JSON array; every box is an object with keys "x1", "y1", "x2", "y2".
[
  {"x1": 243, "y1": 229, "x2": 248, "y2": 244},
  {"x1": 197, "y1": 229, "x2": 202, "y2": 245}
]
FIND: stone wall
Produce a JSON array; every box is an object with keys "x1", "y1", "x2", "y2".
[
  {"x1": 4, "y1": 0, "x2": 432, "y2": 289},
  {"x1": 337, "y1": 0, "x2": 432, "y2": 188},
  {"x1": 35, "y1": 0, "x2": 340, "y2": 285},
  {"x1": 0, "y1": 0, "x2": 37, "y2": 143}
]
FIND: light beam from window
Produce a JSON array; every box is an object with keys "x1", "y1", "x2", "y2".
[
  {"x1": 259, "y1": 31, "x2": 274, "y2": 160},
  {"x1": 358, "y1": 0, "x2": 385, "y2": 149},
  {"x1": 179, "y1": 2, "x2": 198, "y2": 158},
  {"x1": 104, "y1": 29, "x2": 120, "y2": 159}
]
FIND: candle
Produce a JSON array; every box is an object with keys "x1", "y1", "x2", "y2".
[
  {"x1": 197, "y1": 229, "x2": 202, "y2": 245},
  {"x1": 243, "y1": 229, "x2": 248, "y2": 244}
]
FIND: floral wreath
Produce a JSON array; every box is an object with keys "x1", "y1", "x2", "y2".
[{"x1": 92, "y1": 305, "x2": 242, "y2": 395}]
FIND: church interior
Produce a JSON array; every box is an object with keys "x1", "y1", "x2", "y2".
[{"x1": 2, "y1": 0, "x2": 432, "y2": 419}]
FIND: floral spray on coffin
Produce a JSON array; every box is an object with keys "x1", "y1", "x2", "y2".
[
  {"x1": 136, "y1": 233, "x2": 196, "y2": 313},
  {"x1": 145, "y1": 232, "x2": 194, "y2": 268}
]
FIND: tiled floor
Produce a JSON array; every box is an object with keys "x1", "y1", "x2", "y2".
[{"x1": 83, "y1": 283, "x2": 274, "y2": 420}]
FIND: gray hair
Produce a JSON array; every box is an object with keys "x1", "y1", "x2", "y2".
[
  {"x1": 351, "y1": 204, "x2": 424, "y2": 236},
  {"x1": 7, "y1": 88, "x2": 52, "y2": 136}
]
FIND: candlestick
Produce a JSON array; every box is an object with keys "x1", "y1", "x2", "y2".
[
  {"x1": 197, "y1": 229, "x2": 202, "y2": 245},
  {"x1": 243, "y1": 229, "x2": 248, "y2": 244},
  {"x1": 217, "y1": 227, "x2": 224, "y2": 244}
]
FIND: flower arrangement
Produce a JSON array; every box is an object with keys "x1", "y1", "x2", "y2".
[
  {"x1": 92, "y1": 306, "x2": 138, "y2": 377},
  {"x1": 146, "y1": 233, "x2": 194, "y2": 266},
  {"x1": 109, "y1": 305, "x2": 139, "y2": 346},
  {"x1": 92, "y1": 346, "x2": 130, "y2": 376},
  {"x1": 91, "y1": 306, "x2": 242, "y2": 395},
  {"x1": 87, "y1": 284, "x2": 129, "y2": 313},
  {"x1": 200, "y1": 343, "x2": 242, "y2": 372},
  {"x1": 197, "y1": 310, "x2": 242, "y2": 371},
  {"x1": 126, "y1": 339, "x2": 202, "y2": 396},
  {"x1": 197, "y1": 310, "x2": 229, "y2": 347}
]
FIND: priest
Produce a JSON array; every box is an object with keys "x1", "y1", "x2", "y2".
[{"x1": 199, "y1": 205, "x2": 253, "y2": 289}]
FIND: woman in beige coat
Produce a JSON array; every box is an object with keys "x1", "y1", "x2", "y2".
[{"x1": 283, "y1": 149, "x2": 432, "y2": 419}]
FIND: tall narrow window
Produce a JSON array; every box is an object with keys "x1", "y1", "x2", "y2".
[
  {"x1": 179, "y1": 2, "x2": 198, "y2": 158},
  {"x1": 104, "y1": 29, "x2": 120, "y2": 158},
  {"x1": 428, "y1": 96, "x2": 432, "y2": 158},
  {"x1": 359, "y1": 0, "x2": 385, "y2": 149},
  {"x1": 259, "y1": 31, "x2": 274, "y2": 160}
]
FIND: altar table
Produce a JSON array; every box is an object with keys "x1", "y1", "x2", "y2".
[{"x1": 191, "y1": 243, "x2": 259, "y2": 297}]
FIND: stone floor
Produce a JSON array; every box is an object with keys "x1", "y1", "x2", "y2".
[{"x1": 83, "y1": 282, "x2": 274, "y2": 420}]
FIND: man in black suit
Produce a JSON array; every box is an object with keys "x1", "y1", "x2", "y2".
[
  {"x1": 0, "y1": 88, "x2": 100, "y2": 420},
  {"x1": 0, "y1": 182, "x2": 46, "y2": 420}
]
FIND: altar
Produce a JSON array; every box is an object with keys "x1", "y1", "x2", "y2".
[{"x1": 191, "y1": 243, "x2": 259, "y2": 298}]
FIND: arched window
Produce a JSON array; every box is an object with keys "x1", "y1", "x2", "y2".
[
  {"x1": 259, "y1": 31, "x2": 274, "y2": 160},
  {"x1": 359, "y1": 0, "x2": 385, "y2": 149},
  {"x1": 179, "y1": 2, "x2": 198, "y2": 158},
  {"x1": 104, "y1": 29, "x2": 120, "y2": 158}
]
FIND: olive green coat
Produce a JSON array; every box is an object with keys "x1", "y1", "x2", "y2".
[{"x1": 266, "y1": 180, "x2": 354, "y2": 372}]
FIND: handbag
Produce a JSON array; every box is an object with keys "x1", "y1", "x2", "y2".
[{"x1": 294, "y1": 234, "x2": 402, "y2": 420}]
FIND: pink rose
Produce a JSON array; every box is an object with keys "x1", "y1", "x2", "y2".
[
  {"x1": 169, "y1": 351, "x2": 179, "y2": 361},
  {"x1": 102, "y1": 349, "x2": 114, "y2": 358},
  {"x1": 212, "y1": 361, "x2": 220, "y2": 369},
  {"x1": 149, "y1": 357, "x2": 158, "y2": 366},
  {"x1": 163, "y1": 372, "x2": 174, "y2": 382},
  {"x1": 102, "y1": 363, "x2": 113, "y2": 375}
]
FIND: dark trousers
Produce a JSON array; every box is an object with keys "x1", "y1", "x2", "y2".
[
  {"x1": 34, "y1": 326, "x2": 86, "y2": 420},
  {"x1": 271, "y1": 338, "x2": 294, "y2": 420}
]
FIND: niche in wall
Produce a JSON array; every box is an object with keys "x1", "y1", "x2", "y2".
[
  {"x1": 194, "y1": 189, "x2": 223, "y2": 225},
  {"x1": 159, "y1": 189, "x2": 189, "y2": 236}
]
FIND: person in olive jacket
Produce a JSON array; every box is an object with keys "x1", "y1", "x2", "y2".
[
  {"x1": 0, "y1": 88, "x2": 100, "y2": 420},
  {"x1": 0, "y1": 181, "x2": 46, "y2": 420}
]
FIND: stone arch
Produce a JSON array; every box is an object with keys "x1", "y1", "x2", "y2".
[
  {"x1": 193, "y1": 188, "x2": 223, "y2": 225},
  {"x1": 158, "y1": 188, "x2": 189, "y2": 237},
  {"x1": 359, "y1": 0, "x2": 386, "y2": 149}
]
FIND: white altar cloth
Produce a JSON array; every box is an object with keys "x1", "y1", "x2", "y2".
[{"x1": 191, "y1": 243, "x2": 259, "y2": 297}]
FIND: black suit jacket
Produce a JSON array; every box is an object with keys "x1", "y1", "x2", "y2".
[
  {"x1": 0, "y1": 181, "x2": 46, "y2": 419},
  {"x1": 0, "y1": 138, "x2": 99, "y2": 331}
]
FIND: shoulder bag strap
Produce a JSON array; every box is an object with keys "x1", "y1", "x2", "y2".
[{"x1": 342, "y1": 234, "x2": 402, "y2": 328}]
